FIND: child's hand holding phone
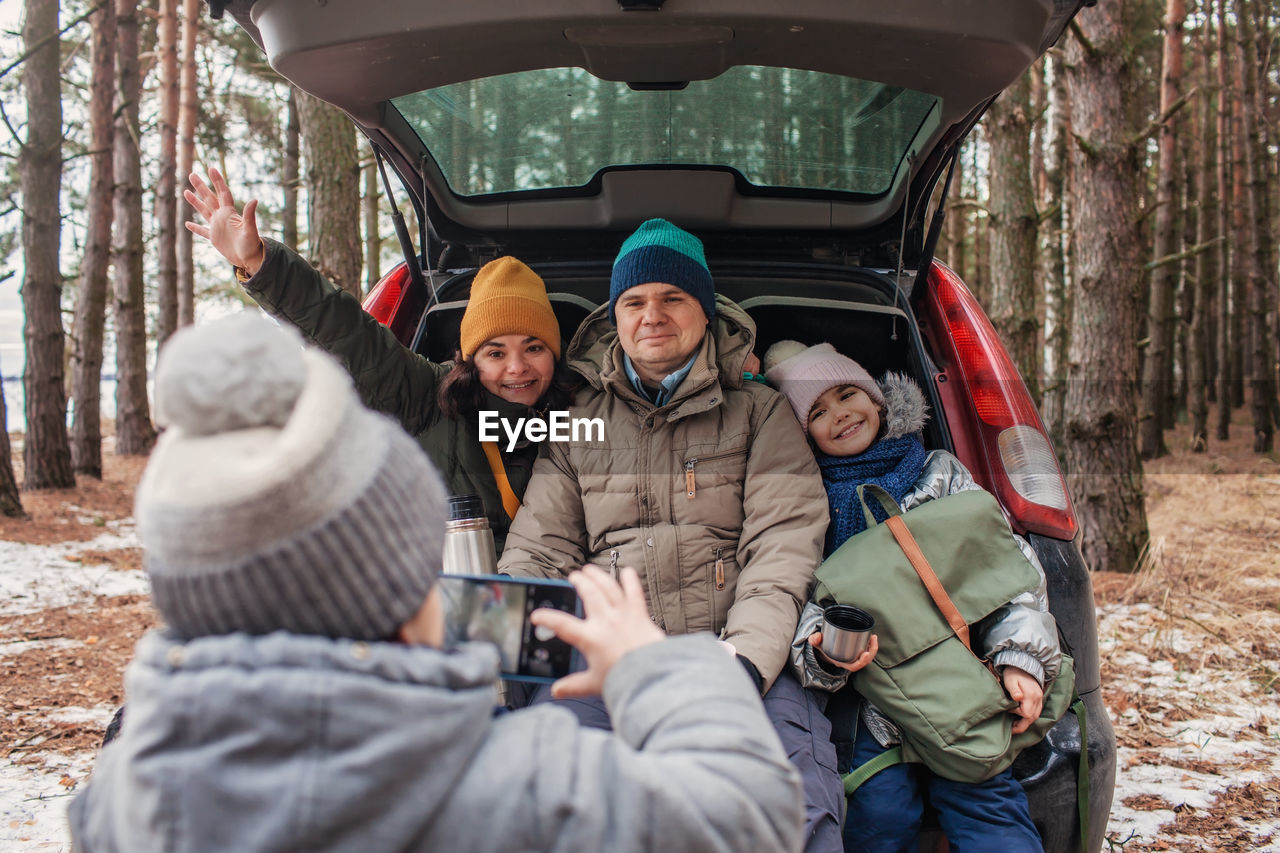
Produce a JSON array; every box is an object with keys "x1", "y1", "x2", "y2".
[{"x1": 530, "y1": 565, "x2": 665, "y2": 699}]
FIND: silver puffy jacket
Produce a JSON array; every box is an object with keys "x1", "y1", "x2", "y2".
[{"x1": 789, "y1": 449, "x2": 1062, "y2": 748}]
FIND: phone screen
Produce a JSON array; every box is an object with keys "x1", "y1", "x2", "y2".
[{"x1": 438, "y1": 574, "x2": 583, "y2": 682}]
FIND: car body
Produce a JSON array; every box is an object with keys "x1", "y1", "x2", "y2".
[{"x1": 215, "y1": 1, "x2": 1116, "y2": 849}]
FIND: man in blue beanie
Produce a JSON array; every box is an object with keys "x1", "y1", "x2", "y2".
[{"x1": 502, "y1": 219, "x2": 845, "y2": 852}]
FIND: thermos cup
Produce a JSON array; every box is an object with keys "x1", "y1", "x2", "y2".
[
  {"x1": 821, "y1": 604, "x2": 875, "y2": 662},
  {"x1": 442, "y1": 495, "x2": 498, "y2": 575}
]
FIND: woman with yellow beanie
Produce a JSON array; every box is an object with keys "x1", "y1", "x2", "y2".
[{"x1": 186, "y1": 167, "x2": 570, "y2": 552}]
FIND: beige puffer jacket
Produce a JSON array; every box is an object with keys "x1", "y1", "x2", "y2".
[{"x1": 500, "y1": 296, "x2": 828, "y2": 690}]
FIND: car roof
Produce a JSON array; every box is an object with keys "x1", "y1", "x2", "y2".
[{"x1": 217, "y1": 0, "x2": 1086, "y2": 265}]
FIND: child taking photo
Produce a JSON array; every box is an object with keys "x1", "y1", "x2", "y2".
[{"x1": 765, "y1": 340, "x2": 1062, "y2": 853}]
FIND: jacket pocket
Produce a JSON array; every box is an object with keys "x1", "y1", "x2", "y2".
[
  {"x1": 707, "y1": 546, "x2": 737, "y2": 634},
  {"x1": 682, "y1": 448, "x2": 748, "y2": 499}
]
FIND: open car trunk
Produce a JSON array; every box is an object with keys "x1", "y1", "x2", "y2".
[{"x1": 214, "y1": 0, "x2": 1089, "y2": 270}]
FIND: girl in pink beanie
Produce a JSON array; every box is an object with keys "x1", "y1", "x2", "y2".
[{"x1": 763, "y1": 340, "x2": 1060, "y2": 853}]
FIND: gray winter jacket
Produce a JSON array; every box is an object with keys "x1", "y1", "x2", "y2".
[
  {"x1": 788, "y1": 374, "x2": 1060, "y2": 748},
  {"x1": 70, "y1": 630, "x2": 803, "y2": 853}
]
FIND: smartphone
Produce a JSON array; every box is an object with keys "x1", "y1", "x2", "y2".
[{"x1": 438, "y1": 574, "x2": 584, "y2": 683}]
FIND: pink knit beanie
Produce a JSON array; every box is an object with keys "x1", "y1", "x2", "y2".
[{"x1": 763, "y1": 341, "x2": 885, "y2": 435}]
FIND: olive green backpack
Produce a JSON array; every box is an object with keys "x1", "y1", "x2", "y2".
[{"x1": 813, "y1": 484, "x2": 1077, "y2": 788}]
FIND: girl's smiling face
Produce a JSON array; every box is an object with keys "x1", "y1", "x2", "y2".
[{"x1": 807, "y1": 384, "x2": 881, "y2": 457}]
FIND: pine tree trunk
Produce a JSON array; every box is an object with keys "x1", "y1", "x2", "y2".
[
  {"x1": 283, "y1": 89, "x2": 299, "y2": 250},
  {"x1": 987, "y1": 71, "x2": 1042, "y2": 404},
  {"x1": 175, "y1": 0, "x2": 199, "y2": 328},
  {"x1": 1170, "y1": 45, "x2": 1196, "y2": 432},
  {"x1": 1253, "y1": 3, "x2": 1280, "y2": 435},
  {"x1": 1237, "y1": 0, "x2": 1276, "y2": 452},
  {"x1": 70, "y1": 0, "x2": 117, "y2": 479},
  {"x1": 1173, "y1": 140, "x2": 1193, "y2": 429},
  {"x1": 1040, "y1": 53, "x2": 1072, "y2": 448},
  {"x1": 1201, "y1": 13, "x2": 1218, "y2": 408},
  {"x1": 20, "y1": 0, "x2": 75, "y2": 490},
  {"x1": 1187, "y1": 26, "x2": 1215, "y2": 454},
  {"x1": 1029, "y1": 58, "x2": 1048, "y2": 208},
  {"x1": 0, "y1": 354, "x2": 23, "y2": 516},
  {"x1": 297, "y1": 90, "x2": 361, "y2": 297},
  {"x1": 970, "y1": 131, "x2": 990, "y2": 306},
  {"x1": 1228, "y1": 55, "x2": 1247, "y2": 411},
  {"x1": 1139, "y1": 0, "x2": 1186, "y2": 459},
  {"x1": 154, "y1": 0, "x2": 179, "y2": 346},
  {"x1": 1061, "y1": 0, "x2": 1150, "y2": 573},
  {"x1": 944, "y1": 154, "x2": 967, "y2": 278},
  {"x1": 364, "y1": 156, "x2": 381, "y2": 294},
  {"x1": 112, "y1": 0, "x2": 157, "y2": 456},
  {"x1": 1214, "y1": 0, "x2": 1233, "y2": 440}
]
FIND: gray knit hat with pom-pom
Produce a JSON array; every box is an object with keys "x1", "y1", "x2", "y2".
[{"x1": 137, "y1": 312, "x2": 447, "y2": 641}]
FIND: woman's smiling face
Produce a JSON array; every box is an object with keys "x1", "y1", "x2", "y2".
[
  {"x1": 807, "y1": 384, "x2": 881, "y2": 457},
  {"x1": 472, "y1": 334, "x2": 556, "y2": 407}
]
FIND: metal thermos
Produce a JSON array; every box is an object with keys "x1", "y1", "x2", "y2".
[{"x1": 442, "y1": 495, "x2": 498, "y2": 575}]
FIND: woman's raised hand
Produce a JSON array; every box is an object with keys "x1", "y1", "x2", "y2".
[{"x1": 184, "y1": 167, "x2": 266, "y2": 277}]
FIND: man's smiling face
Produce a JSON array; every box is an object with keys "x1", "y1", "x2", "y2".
[{"x1": 613, "y1": 283, "x2": 709, "y2": 385}]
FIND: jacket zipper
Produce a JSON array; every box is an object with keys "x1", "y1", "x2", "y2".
[
  {"x1": 713, "y1": 546, "x2": 726, "y2": 590},
  {"x1": 609, "y1": 549, "x2": 619, "y2": 573},
  {"x1": 683, "y1": 449, "x2": 748, "y2": 499}
]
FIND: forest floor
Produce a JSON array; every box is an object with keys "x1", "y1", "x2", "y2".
[{"x1": 1, "y1": 419, "x2": 1279, "y2": 851}]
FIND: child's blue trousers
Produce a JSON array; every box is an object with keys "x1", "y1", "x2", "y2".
[{"x1": 842, "y1": 721, "x2": 1043, "y2": 853}]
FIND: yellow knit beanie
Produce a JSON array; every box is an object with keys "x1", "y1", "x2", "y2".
[{"x1": 458, "y1": 257, "x2": 561, "y2": 359}]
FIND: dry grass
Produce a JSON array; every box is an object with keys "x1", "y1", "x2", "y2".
[
  {"x1": 1093, "y1": 415, "x2": 1280, "y2": 694},
  {"x1": 0, "y1": 431, "x2": 148, "y2": 546}
]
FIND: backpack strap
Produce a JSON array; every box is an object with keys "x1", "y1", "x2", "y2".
[
  {"x1": 856, "y1": 483, "x2": 904, "y2": 528},
  {"x1": 841, "y1": 746, "x2": 907, "y2": 795},
  {"x1": 884, "y1": 514, "x2": 972, "y2": 650},
  {"x1": 1071, "y1": 694, "x2": 1090, "y2": 849},
  {"x1": 480, "y1": 441, "x2": 522, "y2": 521}
]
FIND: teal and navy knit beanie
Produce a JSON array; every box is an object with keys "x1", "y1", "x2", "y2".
[{"x1": 609, "y1": 218, "x2": 715, "y2": 323}]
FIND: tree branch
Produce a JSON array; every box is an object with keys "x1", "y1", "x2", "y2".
[
  {"x1": 1068, "y1": 19, "x2": 1099, "y2": 61},
  {"x1": 1071, "y1": 131, "x2": 1100, "y2": 159},
  {"x1": 1036, "y1": 201, "x2": 1063, "y2": 226},
  {"x1": 1127, "y1": 87, "x2": 1199, "y2": 149},
  {"x1": 0, "y1": 99, "x2": 22, "y2": 151},
  {"x1": 0, "y1": 2, "x2": 105, "y2": 82},
  {"x1": 947, "y1": 198, "x2": 991, "y2": 216},
  {"x1": 1143, "y1": 236, "x2": 1225, "y2": 272},
  {"x1": 1136, "y1": 198, "x2": 1169, "y2": 226}
]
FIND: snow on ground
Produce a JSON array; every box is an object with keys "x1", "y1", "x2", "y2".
[
  {"x1": 1100, "y1": 602, "x2": 1280, "y2": 851},
  {"x1": 2, "y1": 521, "x2": 145, "y2": 852},
  {"x1": 0, "y1": 754, "x2": 89, "y2": 852},
  {"x1": 0, "y1": 523, "x2": 146, "y2": 618}
]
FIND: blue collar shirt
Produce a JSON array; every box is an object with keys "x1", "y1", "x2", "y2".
[{"x1": 623, "y1": 352, "x2": 698, "y2": 407}]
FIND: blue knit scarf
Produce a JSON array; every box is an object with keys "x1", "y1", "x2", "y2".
[{"x1": 817, "y1": 434, "x2": 928, "y2": 554}]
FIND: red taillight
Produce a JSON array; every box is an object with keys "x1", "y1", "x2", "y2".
[
  {"x1": 361, "y1": 263, "x2": 416, "y2": 344},
  {"x1": 922, "y1": 262, "x2": 1078, "y2": 541}
]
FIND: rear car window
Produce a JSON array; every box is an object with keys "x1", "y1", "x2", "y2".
[{"x1": 391, "y1": 66, "x2": 940, "y2": 198}]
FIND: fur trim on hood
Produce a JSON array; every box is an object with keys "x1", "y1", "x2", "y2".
[{"x1": 878, "y1": 372, "x2": 929, "y2": 440}]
